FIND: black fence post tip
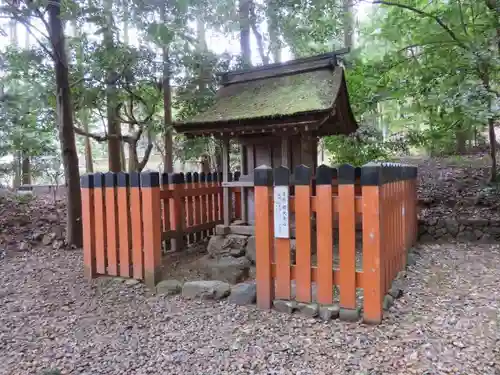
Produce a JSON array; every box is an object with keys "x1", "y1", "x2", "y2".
[
  {"x1": 294, "y1": 164, "x2": 312, "y2": 185},
  {"x1": 80, "y1": 174, "x2": 95, "y2": 189},
  {"x1": 360, "y1": 162, "x2": 382, "y2": 186},
  {"x1": 141, "y1": 171, "x2": 160, "y2": 188},
  {"x1": 274, "y1": 166, "x2": 290, "y2": 186},
  {"x1": 254, "y1": 165, "x2": 273, "y2": 186},
  {"x1": 316, "y1": 165, "x2": 334, "y2": 185},
  {"x1": 117, "y1": 172, "x2": 129, "y2": 187},
  {"x1": 338, "y1": 164, "x2": 356, "y2": 185},
  {"x1": 129, "y1": 172, "x2": 141, "y2": 187}
]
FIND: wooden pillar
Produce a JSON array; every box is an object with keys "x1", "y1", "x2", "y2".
[
  {"x1": 254, "y1": 165, "x2": 274, "y2": 309},
  {"x1": 240, "y1": 142, "x2": 248, "y2": 223},
  {"x1": 141, "y1": 171, "x2": 162, "y2": 289},
  {"x1": 81, "y1": 174, "x2": 96, "y2": 281},
  {"x1": 222, "y1": 137, "x2": 232, "y2": 227},
  {"x1": 361, "y1": 163, "x2": 383, "y2": 324},
  {"x1": 281, "y1": 136, "x2": 289, "y2": 167}
]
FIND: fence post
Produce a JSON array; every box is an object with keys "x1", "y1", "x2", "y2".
[
  {"x1": 81, "y1": 174, "x2": 96, "y2": 280},
  {"x1": 104, "y1": 172, "x2": 119, "y2": 276},
  {"x1": 130, "y1": 172, "x2": 143, "y2": 280},
  {"x1": 200, "y1": 172, "x2": 209, "y2": 238},
  {"x1": 294, "y1": 165, "x2": 313, "y2": 303},
  {"x1": 170, "y1": 173, "x2": 186, "y2": 252},
  {"x1": 141, "y1": 171, "x2": 162, "y2": 289},
  {"x1": 193, "y1": 172, "x2": 201, "y2": 242},
  {"x1": 274, "y1": 166, "x2": 291, "y2": 300},
  {"x1": 161, "y1": 173, "x2": 171, "y2": 252},
  {"x1": 93, "y1": 173, "x2": 107, "y2": 275},
  {"x1": 117, "y1": 172, "x2": 131, "y2": 278},
  {"x1": 185, "y1": 172, "x2": 194, "y2": 245},
  {"x1": 254, "y1": 165, "x2": 274, "y2": 309},
  {"x1": 316, "y1": 165, "x2": 334, "y2": 305},
  {"x1": 338, "y1": 164, "x2": 357, "y2": 318},
  {"x1": 361, "y1": 163, "x2": 383, "y2": 324}
]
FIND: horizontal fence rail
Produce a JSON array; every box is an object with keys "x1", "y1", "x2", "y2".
[
  {"x1": 81, "y1": 171, "x2": 242, "y2": 288},
  {"x1": 254, "y1": 163, "x2": 418, "y2": 324}
]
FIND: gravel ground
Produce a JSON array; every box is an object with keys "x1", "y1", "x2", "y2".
[{"x1": 1, "y1": 243, "x2": 499, "y2": 375}]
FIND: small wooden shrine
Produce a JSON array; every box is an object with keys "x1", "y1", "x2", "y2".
[{"x1": 173, "y1": 51, "x2": 358, "y2": 232}]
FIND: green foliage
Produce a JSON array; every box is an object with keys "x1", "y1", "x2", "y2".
[{"x1": 324, "y1": 125, "x2": 408, "y2": 166}]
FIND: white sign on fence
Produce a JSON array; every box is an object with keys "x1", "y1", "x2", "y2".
[{"x1": 274, "y1": 186, "x2": 290, "y2": 239}]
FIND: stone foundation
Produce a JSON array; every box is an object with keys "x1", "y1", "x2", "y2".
[{"x1": 419, "y1": 217, "x2": 500, "y2": 242}]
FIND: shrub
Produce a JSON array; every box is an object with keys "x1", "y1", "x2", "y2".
[{"x1": 323, "y1": 125, "x2": 408, "y2": 166}]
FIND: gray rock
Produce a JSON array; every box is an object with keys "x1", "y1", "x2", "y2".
[
  {"x1": 230, "y1": 247, "x2": 246, "y2": 257},
  {"x1": 339, "y1": 307, "x2": 360, "y2": 322},
  {"x1": 466, "y1": 218, "x2": 489, "y2": 227},
  {"x1": 203, "y1": 256, "x2": 251, "y2": 284},
  {"x1": 318, "y1": 305, "x2": 340, "y2": 321},
  {"x1": 407, "y1": 253, "x2": 418, "y2": 266},
  {"x1": 383, "y1": 294, "x2": 394, "y2": 311},
  {"x1": 474, "y1": 229, "x2": 483, "y2": 239},
  {"x1": 388, "y1": 281, "x2": 404, "y2": 299},
  {"x1": 245, "y1": 236, "x2": 256, "y2": 264},
  {"x1": 457, "y1": 230, "x2": 476, "y2": 242},
  {"x1": 435, "y1": 228, "x2": 447, "y2": 237},
  {"x1": 208, "y1": 234, "x2": 248, "y2": 258},
  {"x1": 181, "y1": 280, "x2": 231, "y2": 300},
  {"x1": 156, "y1": 279, "x2": 182, "y2": 295},
  {"x1": 487, "y1": 226, "x2": 500, "y2": 234},
  {"x1": 207, "y1": 235, "x2": 228, "y2": 257},
  {"x1": 42, "y1": 233, "x2": 55, "y2": 246},
  {"x1": 297, "y1": 302, "x2": 319, "y2": 318},
  {"x1": 419, "y1": 233, "x2": 434, "y2": 242},
  {"x1": 444, "y1": 219, "x2": 459, "y2": 236},
  {"x1": 124, "y1": 278, "x2": 141, "y2": 286},
  {"x1": 19, "y1": 242, "x2": 30, "y2": 252},
  {"x1": 32, "y1": 231, "x2": 44, "y2": 242},
  {"x1": 273, "y1": 300, "x2": 297, "y2": 314},
  {"x1": 228, "y1": 282, "x2": 256, "y2": 305},
  {"x1": 479, "y1": 233, "x2": 495, "y2": 243}
]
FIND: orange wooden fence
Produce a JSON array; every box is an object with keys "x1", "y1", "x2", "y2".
[
  {"x1": 81, "y1": 171, "x2": 242, "y2": 288},
  {"x1": 254, "y1": 163, "x2": 418, "y2": 324}
]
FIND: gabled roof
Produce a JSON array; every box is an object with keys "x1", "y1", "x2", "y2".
[{"x1": 174, "y1": 51, "x2": 358, "y2": 136}]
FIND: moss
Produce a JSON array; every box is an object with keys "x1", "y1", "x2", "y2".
[{"x1": 184, "y1": 68, "x2": 341, "y2": 124}]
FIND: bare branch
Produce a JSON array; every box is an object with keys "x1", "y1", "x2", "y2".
[
  {"x1": 73, "y1": 125, "x2": 133, "y2": 143},
  {"x1": 137, "y1": 130, "x2": 154, "y2": 172}
]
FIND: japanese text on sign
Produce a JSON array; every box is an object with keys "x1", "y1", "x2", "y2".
[{"x1": 274, "y1": 186, "x2": 289, "y2": 238}]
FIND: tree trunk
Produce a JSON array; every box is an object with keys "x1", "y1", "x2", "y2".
[
  {"x1": 83, "y1": 117, "x2": 94, "y2": 173},
  {"x1": 13, "y1": 151, "x2": 21, "y2": 188},
  {"x1": 239, "y1": 0, "x2": 252, "y2": 68},
  {"x1": 74, "y1": 19, "x2": 94, "y2": 174},
  {"x1": 267, "y1": 0, "x2": 280, "y2": 63},
  {"x1": 128, "y1": 141, "x2": 139, "y2": 172},
  {"x1": 343, "y1": 0, "x2": 354, "y2": 49},
  {"x1": 21, "y1": 156, "x2": 31, "y2": 185},
  {"x1": 456, "y1": 125, "x2": 467, "y2": 154},
  {"x1": 104, "y1": 0, "x2": 122, "y2": 172},
  {"x1": 162, "y1": 6, "x2": 174, "y2": 173},
  {"x1": 48, "y1": 0, "x2": 83, "y2": 247}
]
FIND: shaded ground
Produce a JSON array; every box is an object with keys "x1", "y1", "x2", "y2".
[{"x1": 1, "y1": 242, "x2": 498, "y2": 375}]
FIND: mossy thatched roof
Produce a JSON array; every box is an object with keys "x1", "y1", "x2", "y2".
[
  {"x1": 174, "y1": 51, "x2": 358, "y2": 135},
  {"x1": 185, "y1": 68, "x2": 341, "y2": 124}
]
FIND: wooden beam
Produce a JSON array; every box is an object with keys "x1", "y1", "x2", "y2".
[{"x1": 222, "y1": 137, "x2": 232, "y2": 227}]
